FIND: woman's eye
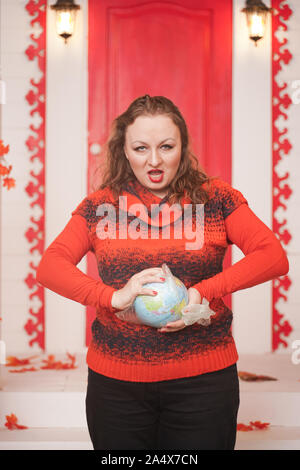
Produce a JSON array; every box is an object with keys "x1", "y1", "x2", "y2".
[{"x1": 133, "y1": 144, "x2": 173, "y2": 152}]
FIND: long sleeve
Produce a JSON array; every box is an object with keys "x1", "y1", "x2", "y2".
[
  {"x1": 36, "y1": 214, "x2": 119, "y2": 313},
  {"x1": 192, "y1": 203, "x2": 289, "y2": 301}
]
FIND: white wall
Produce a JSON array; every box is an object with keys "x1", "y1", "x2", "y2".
[{"x1": 0, "y1": 0, "x2": 298, "y2": 355}]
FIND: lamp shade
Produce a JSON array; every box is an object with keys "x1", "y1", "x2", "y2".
[
  {"x1": 50, "y1": 0, "x2": 81, "y2": 43},
  {"x1": 242, "y1": 0, "x2": 273, "y2": 45}
]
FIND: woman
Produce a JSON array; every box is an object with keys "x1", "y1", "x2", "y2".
[{"x1": 36, "y1": 95, "x2": 289, "y2": 450}]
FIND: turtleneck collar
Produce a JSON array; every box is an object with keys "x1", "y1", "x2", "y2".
[
  {"x1": 124, "y1": 178, "x2": 169, "y2": 205},
  {"x1": 120, "y1": 178, "x2": 192, "y2": 228}
]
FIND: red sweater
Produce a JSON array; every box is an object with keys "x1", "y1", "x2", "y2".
[{"x1": 36, "y1": 178, "x2": 289, "y2": 382}]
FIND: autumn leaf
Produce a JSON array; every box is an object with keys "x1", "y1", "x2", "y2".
[
  {"x1": 9, "y1": 367, "x2": 38, "y2": 373},
  {"x1": 0, "y1": 163, "x2": 11, "y2": 175},
  {"x1": 0, "y1": 140, "x2": 10, "y2": 157},
  {"x1": 41, "y1": 353, "x2": 77, "y2": 370},
  {"x1": 0, "y1": 140, "x2": 15, "y2": 190},
  {"x1": 64, "y1": 352, "x2": 77, "y2": 369},
  {"x1": 5, "y1": 413, "x2": 28, "y2": 430},
  {"x1": 237, "y1": 421, "x2": 270, "y2": 431},
  {"x1": 40, "y1": 354, "x2": 62, "y2": 369},
  {"x1": 6, "y1": 355, "x2": 39, "y2": 367},
  {"x1": 2, "y1": 177, "x2": 16, "y2": 190},
  {"x1": 6, "y1": 353, "x2": 77, "y2": 372},
  {"x1": 250, "y1": 421, "x2": 270, "y2": 430},
  {"x1": 237, "y1": 423, "x2": 253, "y2": 432},
  {"x1": 238, "y1": 370, "x2": 277, "y2": 381}
]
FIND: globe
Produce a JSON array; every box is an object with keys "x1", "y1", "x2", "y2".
[{"x1": 133, "y1": 275, "x2": 189, "y2": 328}]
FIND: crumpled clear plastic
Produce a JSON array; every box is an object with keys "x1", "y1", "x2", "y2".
[
  {"x1": 181, "y1": 299, "x2": 215, "y2": 326},
  {"x1": 115, "y1": 263, "x2": 215, "y2": 328}
]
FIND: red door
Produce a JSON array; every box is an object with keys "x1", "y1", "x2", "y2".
[{"x1": 86, "y1": 0, "x2": 233, "y2": 345}]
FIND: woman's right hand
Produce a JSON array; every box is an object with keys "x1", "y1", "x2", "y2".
[{"x1": 111, "y1": 267, "x2": 165, "y2": 311}]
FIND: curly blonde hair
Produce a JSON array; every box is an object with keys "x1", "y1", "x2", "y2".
[{"x1": 94, "y1": 95, "x2": 215, "y2": 205}]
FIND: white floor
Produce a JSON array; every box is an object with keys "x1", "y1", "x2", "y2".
[{"x1": 0, "y1": 353, "x2": 299, "y2": 450}]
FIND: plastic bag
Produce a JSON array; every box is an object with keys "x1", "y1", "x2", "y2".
[
  {"x1": 115, "y1": 263, "x2": 215, "y2": 328},
  {"x1": 181, "y1": 299, "x2": 215, "y2": 326}
]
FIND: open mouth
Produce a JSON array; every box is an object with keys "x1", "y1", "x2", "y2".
[{"x1": 147, "y1": 170, "x2": 164, "y2": 182}]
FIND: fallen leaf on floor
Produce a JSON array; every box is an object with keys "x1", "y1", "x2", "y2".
[
  {"x1": 40, "y1": 352, "x2": 77, "y2": 370},
  {"x1": 238, "y1": 371, "x2": 277, "y2": 381},
  {"x1": 5, "y1": 356, "x2": 39, "y2": 367},
  {"x1": 5, "y1": 352, "x2": 77, "y2": 372},
  {"x1": 5, "y1": 413, "x2": 28, "y2": 430},
  {"x1": 237, "y1": 423, "x2": 253, "y2": 431},
  {"x1": 250, "y1": 421, "x2": 270, "y2": 430},
  {"x1": 40, "y1": 354, "x2": 63, "y2": 370},
  {"x1": 8, "y1": 367, "x2": 39, "y2": 373},
  {"x1": 237, "y1": 421, "x2": 270, "y2": 431}
]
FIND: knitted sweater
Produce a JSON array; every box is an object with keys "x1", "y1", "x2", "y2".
[{"x1": 36, "y1": 178, "x2": 289, "y2": 382}]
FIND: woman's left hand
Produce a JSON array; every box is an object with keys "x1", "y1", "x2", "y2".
[{"x1": 157, "y1": 287, "x2": 202, "y2": 333}]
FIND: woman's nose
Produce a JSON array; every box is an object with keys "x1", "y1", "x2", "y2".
[{"x1": 148, "y1": 149, "x2": 162, "y2": 165}]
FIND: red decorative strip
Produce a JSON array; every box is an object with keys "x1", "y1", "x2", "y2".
[
  {"x1": 24, "y1": 0, "x2": 47, "y2": 350},
  {"x1": 272, "y1": 0, "x2": 293, "y2": 350}
]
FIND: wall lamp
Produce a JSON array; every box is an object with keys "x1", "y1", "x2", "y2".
[
  {"x1": 51, "y1": 0, "x2": 81, "y2": 44},
  {"x1": 242, "y1": 0, "x2": 273, "y2": 46}
]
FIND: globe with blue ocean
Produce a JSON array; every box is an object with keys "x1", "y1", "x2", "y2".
[{"x1": 133, "y1": 266, "x2": 189, "y2": 328}]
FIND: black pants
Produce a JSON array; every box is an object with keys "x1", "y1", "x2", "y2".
[{"x1": 85, "y1": 363, "x2": 240, "y2": 451}]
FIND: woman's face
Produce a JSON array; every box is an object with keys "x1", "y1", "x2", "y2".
[{"x1": 123, "y1": 114, "x2": 182, "y2": 198}]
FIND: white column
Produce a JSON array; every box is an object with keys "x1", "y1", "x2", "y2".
[
  {"x1": 45, "y1": 0, "x2": 88, "y2": 353},
  {"x1": 272, "y1": 0, "x2": 300, "y2": 353},
  {"x1": 232, "y1": 0, "x2": 272, "y2": 353}
]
